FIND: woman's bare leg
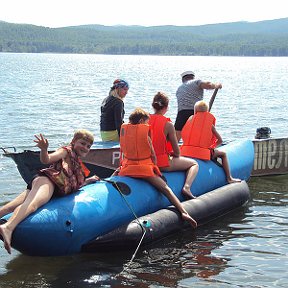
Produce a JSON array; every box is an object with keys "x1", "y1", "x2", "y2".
[
  {"x1": 161, "y1": 156, "x2": 199, "y2": 199},
  {"x1": 175, "y1": 130, "x2": 182, "y2": 142},
  {"x1": 146, "y1": 176, "x2": 197, "y2": 228},
  {"x1": 0, "y1": 176, "x2": 55, "y2": 254}
]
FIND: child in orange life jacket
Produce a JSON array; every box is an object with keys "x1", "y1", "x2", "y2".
[
  {"x1": 117, "y1": 107, "x2": 197, "y2": 229},
  {"x1": 0, "y1": 129, "x2": 100, "y2": 254},
  {"x1": 149, "y1": 91, "x2": 199, "y2": 199},
  {"x1": 180, "y1": 100, "x2": 241, "y2": 184}
]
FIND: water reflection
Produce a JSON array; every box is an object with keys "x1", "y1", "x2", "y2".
[
  {"x1": 0, "y1": 209, "x2": 247, "y2": 288},
  {"x1": 249, "y1": 174, "x2": 288, "y2": 193}
]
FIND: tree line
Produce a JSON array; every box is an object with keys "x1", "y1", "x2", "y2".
[{"x1": 1, "y1": 18, "x2": 288, "y2": 56}]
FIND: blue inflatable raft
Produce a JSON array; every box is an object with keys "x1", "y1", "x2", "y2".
[
  {"x1": 3, "y1": 139, "x2": 254, "y2": 256},
  {"x1": 83, "y1": 180, "x2": 250, "y2": 252}
]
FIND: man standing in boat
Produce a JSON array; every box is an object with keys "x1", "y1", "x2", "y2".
[{"x1": 174, "y1": 71, "x2": 222, "y2": 141}]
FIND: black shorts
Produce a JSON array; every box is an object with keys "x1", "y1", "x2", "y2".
[
  {"x1": 26, "y1": 173, "x2": 60, "y2": 196},
  {"x1": 210, "y1": 149, "x2": 215, "y2": 160},
  {"x1": 174, "y1": 109, "x2": 194, "y2": 131},
  {"x1": 26, "y1": 174, "x2": 40, "y2": 190}
]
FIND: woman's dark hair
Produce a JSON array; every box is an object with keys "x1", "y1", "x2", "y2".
[{"x1": 152, "y1": 92, "x2": 169, "y2": 111}]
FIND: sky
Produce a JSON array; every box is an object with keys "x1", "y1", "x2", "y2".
[{"x1": 0, "y1": 0, "x2": 287, "y2": 28}]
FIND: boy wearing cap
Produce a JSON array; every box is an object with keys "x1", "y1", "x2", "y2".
[{"x1": 174, "y1": 71, "x2": 222, "y2": 141}]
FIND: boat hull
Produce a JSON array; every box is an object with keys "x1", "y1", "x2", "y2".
[
  {"x1": 3, "y1": 139, "x2": 254, "y2": 256},
  {"x1": 252, "y1": 138, "x2": 288, "y2": 176},
  {"x1": 3, "y1": 138, "x2": 287, "y2": 181}
]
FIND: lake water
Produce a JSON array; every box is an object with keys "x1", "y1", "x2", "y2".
[{"x1": 0, "y1": 53, "x2": 287, "y2": 287}]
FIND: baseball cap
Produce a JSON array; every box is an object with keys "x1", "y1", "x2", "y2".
[{"x1": 181, "y1": 71, "x2": 195, "y2": 78}]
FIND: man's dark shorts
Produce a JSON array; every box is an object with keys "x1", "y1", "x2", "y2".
[{"x1": 174, "y1": 109, "x2": 194, "y2": 131}]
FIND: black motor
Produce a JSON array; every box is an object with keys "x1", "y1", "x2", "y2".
[{"x1": 255, "y1": 127, "x2": 271, "y2": 139}]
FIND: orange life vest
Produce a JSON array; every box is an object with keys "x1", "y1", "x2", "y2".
[
  {"x1": 40, "y1": 145, "x2": 88, "y2": 196},
  {"x1": 180, "y1": 111, "x2": 217, "y2": 160},
  {"x1": 118, "y1": 123, "x2": 161, "y2": 178},
  {"x1": 149, "y1": 114, "x2": 173, "y2": 168},
  {"x1": 79, "y1": 159, "x2": 90, "y2": 177}
]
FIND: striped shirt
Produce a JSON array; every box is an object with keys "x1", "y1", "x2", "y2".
[{"x1": 176, "y1": 79, "x2": 204, "y2": 111}]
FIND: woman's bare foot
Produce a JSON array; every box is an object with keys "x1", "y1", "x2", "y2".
[
  {"x1": 0, "y1": 224, "x2": 12, "y2": 254},
  {"x1": 182, "y1": 213, "x2": 197, "y2": 228},
  {"x1": 227, "y1": 177, "x2": 241, "y2": 184},
  {"x1": 182, "y1": 185, "x2": 196, "y2": 200}
]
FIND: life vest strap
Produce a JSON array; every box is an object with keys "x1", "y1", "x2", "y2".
[{"x1": 124, "y1": 155, "x2": 151, "y2": 161}]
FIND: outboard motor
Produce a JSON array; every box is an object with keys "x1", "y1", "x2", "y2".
[{"x1": 255, "y1": 127, "x2": 271, "y2": 139}]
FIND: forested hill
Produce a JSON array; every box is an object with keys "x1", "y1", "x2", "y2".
[{"x1": 1, "y1": 18, "x2": 288, "y2": 56}]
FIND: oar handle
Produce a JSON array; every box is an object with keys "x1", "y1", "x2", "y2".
[{"x1": 209, "y1": 88, "x2": 219, "y2": 111}]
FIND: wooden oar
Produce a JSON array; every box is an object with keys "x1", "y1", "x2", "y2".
[{"x1": 209, "y1": 88, "x2": 219, "y2": 111}]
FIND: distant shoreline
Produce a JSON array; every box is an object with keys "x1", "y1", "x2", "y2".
[{"x1": 1, "y1": 18, "x2": 288, "y2": 56}]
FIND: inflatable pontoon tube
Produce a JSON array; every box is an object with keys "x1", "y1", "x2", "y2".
[{"x1": 82, "y1": 181, "x2": 250, "y2": 252}]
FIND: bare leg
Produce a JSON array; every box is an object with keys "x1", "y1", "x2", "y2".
[
  {"x1": 175, "y1": 130, "x2": 182, "y2": 142},
  {"x1": 213, "y1": 150, "x2": 241, "y2": 184},
  {"x1": 0, "y1": 190, "x2": 29, "y2": 219},
  {"x1": 146, "y1": 176, "x2": 197, "y2": 228},
  {"x1": 0, "y1": 176, "x2": 55, "y2": 254},
  {"x1": 161, "y1": 156, "x2": 199, "y2": 199}
]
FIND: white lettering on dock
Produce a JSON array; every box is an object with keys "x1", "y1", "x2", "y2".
[
  {"x1": 253, "y1": 139, "x2": 288, "y2": 174},
  {"x1": 112, "y1": 151, "x2": 121, "y2": 165}
]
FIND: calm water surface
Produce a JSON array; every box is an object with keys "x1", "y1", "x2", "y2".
[{"x1": 0, "y1": 53, "x2": 287, "y2": 287}]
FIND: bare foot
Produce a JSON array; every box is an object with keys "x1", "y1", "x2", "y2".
[
  {"x1": 182, "y1": 185, "x2": 196, "y2": 200},
  {"x1": 227, "y1": 177, "x2": 241, "y2": 184},
  {"x1": 182, "y1": 213, "x2": 197, "y2": 229},
  {"x1": 0, "y1": 224, "x2": 12, "y2": 254}
]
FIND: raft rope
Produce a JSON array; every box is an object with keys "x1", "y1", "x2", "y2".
[{"x1": 102, "y1": 179, "x2": 147, "y2": 266}]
